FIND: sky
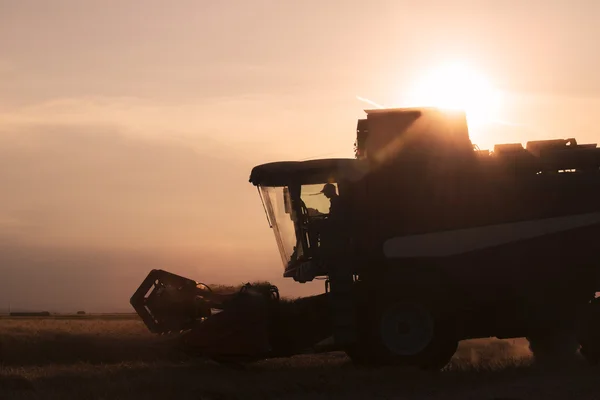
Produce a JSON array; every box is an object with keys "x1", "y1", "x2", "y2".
[{"x1": 1, "y1": 0, "x2": 600, "y2": 312}]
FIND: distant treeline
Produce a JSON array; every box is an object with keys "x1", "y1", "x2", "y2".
[
  {"x1": 9, "y1": 311, "x2": 51, "y2": 317},
  {"x1": 1, "y1": 312, "x2": 140, "y2": 320}
]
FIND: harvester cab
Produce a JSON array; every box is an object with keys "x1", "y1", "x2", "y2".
[
  {"x1": 248, "y1": 158, "x2": 361, "y2": 283},
  {"x1": 248, "y1": 108, "x2": 472, "y2": 283}
]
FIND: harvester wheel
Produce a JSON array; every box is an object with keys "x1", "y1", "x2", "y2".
[
  {"x1": 346, "y1": 300, "x2": 457, "y2": 370},
  {"x1": 527, "y1": 330, "x2": 580, "y2": 365}
]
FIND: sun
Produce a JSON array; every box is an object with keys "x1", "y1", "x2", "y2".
[{"x1": 401, "y1": 62, "x2": 504, "y2": 130}]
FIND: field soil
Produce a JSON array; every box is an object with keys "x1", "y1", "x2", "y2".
[{"x1": 1, "y1": 315, "x2": 599, "y2": 399}]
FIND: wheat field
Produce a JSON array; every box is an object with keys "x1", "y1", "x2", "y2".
[{"x1": 1, "y1": 315, "x2": 599, "y2": 400}]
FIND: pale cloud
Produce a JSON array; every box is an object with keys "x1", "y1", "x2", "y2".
[
  {"x1": 0, "y1": 123, "x2": 270, "y2": 249},
  {"x1": 0, "y1": 94, "x2": 359, "y2": 162}
]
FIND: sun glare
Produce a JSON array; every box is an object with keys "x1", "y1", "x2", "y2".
[{"x1": 402, "y1": 62, "x2": 504, "y2": 130}]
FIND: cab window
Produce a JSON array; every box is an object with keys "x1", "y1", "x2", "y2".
[{"x1": 300, "y1": 183, "x2": 338, "y2": 216}]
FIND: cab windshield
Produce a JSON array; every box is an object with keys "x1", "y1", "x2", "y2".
[
  {"x1": 259, "y1": 186, "x2": 298, "y2": 267},
  {"x1": 258, "y1": 182, "x2": 338, "y2": 269}
]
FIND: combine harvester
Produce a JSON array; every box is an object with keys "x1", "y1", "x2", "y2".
[{"x1": 131, "y1": 107, "x2": 600, "y2": 369}]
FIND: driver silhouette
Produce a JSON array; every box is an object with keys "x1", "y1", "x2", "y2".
[{"x1": 320, "y1": 183, "x2": 340, "y2": 215}]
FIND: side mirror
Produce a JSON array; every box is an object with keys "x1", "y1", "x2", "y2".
[{"x1": 283, "y1": 187, "x2": 292, "y2": 214}]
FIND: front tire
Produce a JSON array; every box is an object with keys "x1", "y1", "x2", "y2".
[
  {"x1": 527, "y1": 329, "x2": 580, "y2": 365},
  {"x1": 345, "y1": 299, "x2": 458, "y2": 370}
]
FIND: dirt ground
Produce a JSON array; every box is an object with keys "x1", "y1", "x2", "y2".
[{"x1": 1, "y1": 315, "x2": 599, "y2": 400}]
